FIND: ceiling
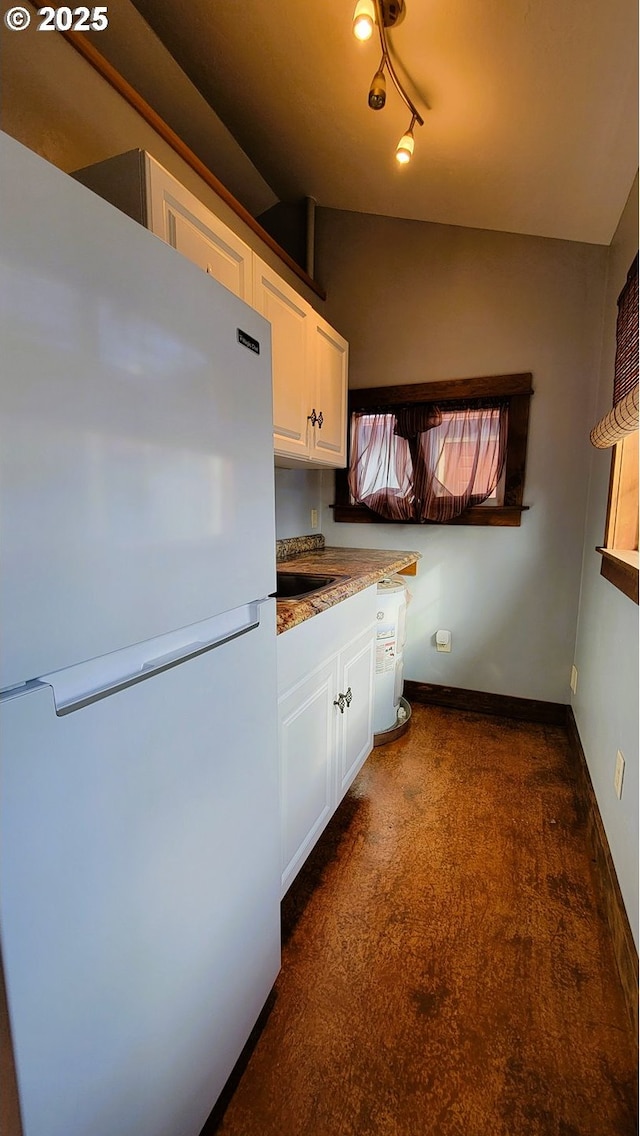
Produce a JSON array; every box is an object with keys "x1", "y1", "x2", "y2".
[{"x1": 128, "y1": 0, "x2": 638, "y2": 245}]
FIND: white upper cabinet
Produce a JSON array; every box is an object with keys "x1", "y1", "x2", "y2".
[
  {"x1": 73, "y1": 150, "x2": 349, "y2": 467},
  {"x1": 253, "y1": 258, "x2": 312, "y2": 461},
  {"x1": 310, "y1": 314, "x2": 348, "y2": 467},
  {"x1": 254, "y1": 259, "x2": 349, "y2": 468},
  {"x1": 146, "y1": 160, "x2": 253, "y2": 303},
  {"x1": 74, "y1": 150, "x2": 253, "y2": 304}
]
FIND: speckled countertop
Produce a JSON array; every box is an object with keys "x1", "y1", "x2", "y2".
[{"x1": 276, "y1": 536, "x2": 420, "y2": 634}]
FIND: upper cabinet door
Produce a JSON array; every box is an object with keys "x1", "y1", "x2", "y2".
[
  {"x1": 145, "y1": 159, "x2": 253, "y2": 304},
  {"x1": 310, "y1": 316, "x2": 349, "y2": 467},
  {"x1": 253, "y1": 258, "x2": 311, "y2": 461}
]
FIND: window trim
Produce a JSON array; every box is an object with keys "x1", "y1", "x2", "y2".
[
  {"x1": 333, "y1": 372, "x2": 532, "y2": 527},
  {"x1": 593, "y1": 252, "x2": 639, "y2": 605},
  {"x1": 596, "y1": 430, "x2": 639, "y2": 604}
]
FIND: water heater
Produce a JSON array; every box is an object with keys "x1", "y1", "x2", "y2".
[{"x1": 373, "y1": 577, "x2": 407, "y2": 735}]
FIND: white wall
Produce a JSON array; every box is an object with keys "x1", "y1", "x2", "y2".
[
  {"x1": 315, "y1": 209, "x2": 609, "y2": 704},
  {"x1": 572, "y1": 178, "x2": 638, "y2": 946}
]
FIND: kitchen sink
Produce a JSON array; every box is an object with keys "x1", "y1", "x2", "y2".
[{"x1": 274, "y1": 572, "x2": 342, "y2": 599}]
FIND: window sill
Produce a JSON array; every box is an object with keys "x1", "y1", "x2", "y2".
[
  {"x1": 596, "y1": 548, "x2": 639, "y2": 604},
  {"x1": 332, "y1": 504, "x2": 529, "y2": 527}
]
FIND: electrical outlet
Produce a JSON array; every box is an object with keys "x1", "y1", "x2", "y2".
[
  {"x1": 310, "y1": 508, "x2": 318, "y2": 530},
  {"x1": 435, "y1": 630, "x2": 451, "y2": 653},
  {"x1": 570, "y1": 665, "x2": 578, "y2": 694},
  {"x1": 614, "y1": 750, "x2": 625, "y2": 799}
]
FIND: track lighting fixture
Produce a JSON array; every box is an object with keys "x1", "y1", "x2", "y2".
[{"x1": 351, "y1": 0, "x2": 425, "y2": 166}]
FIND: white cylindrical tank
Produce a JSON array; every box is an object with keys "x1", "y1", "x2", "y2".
[{"x1": 373, "y1": 577, "x2": 407, "y2": 735}]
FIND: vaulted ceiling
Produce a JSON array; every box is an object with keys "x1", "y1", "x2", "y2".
[{"x1": 129, "y1": 0, "x2": 637, "y2": 244}]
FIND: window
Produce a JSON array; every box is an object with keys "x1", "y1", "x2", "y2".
[
  {"x1": 598, "y1": 429, "x2": 638, "y2": 603},
  {"x1": 434, "y1": 408, "x2": 504, "y2": 502},
  {"x1": 591, "y1": 255, "x2": 639, "y2": 604},
  {"x1": 333, "y1": 373, "x2": 532, "y2": 527}
]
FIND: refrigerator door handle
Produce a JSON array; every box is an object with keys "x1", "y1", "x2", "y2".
[{"x1": 41, "y1": 615, "x2": 261, "y2": 717}]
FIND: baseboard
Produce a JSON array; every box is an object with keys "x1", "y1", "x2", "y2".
[
  {"x1": 565, "y1": 707, "x2": 638, "y2": 1035},
  {"x1": 404, "y1": 680, "x2": 567, "y2": 725}
]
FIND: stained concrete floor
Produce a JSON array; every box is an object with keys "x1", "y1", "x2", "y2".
[{"x1": 207, "y1": 705, "x2": 637, "y2": 1136}]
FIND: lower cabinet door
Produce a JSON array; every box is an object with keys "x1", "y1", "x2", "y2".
[
  {"x1": 279, "y1": 656, "x2": 338, "y2": 896},
  {"x1": 337, "y1": 627, "x2": 375, "y2": 798}
]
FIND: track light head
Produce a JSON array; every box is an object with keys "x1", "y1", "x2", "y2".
[
  {"x1": 368, "y1": 67, "x2": 386, "y2": 110},
  {"x1": 352, "y1": 0, "x2": 375, "y2": 41},
  {"x1": 395, "y1": 119, "x2": 416, "y2": 164}
]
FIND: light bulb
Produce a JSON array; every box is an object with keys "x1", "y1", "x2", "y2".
[
  {"x1": 353, "y1": 0, "x2": 375, "y2": 41},
  {"x1": 395, "y1": 127, "x2": 415, "y2": 164}
]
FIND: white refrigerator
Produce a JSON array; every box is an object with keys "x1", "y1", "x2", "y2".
[{"x1": 0, "y1": 133, "x2": 281, "y2": 1136}]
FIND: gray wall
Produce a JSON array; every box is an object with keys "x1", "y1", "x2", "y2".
[
  {"x1": 315, "y1": 209, "x2": 609, "y2": 705},
  {"x1": 0, "y1": 13, "x2": 318, "y2": 306},
  {"x1": 316, "y1": 202, "x2": 639, "y2": 942},
  {"x1": 274, "y1": 469, "x2": 322, "y2": 540},
  {"x1": 572, "y1": 178, "x2": 639, "y2": 945}
]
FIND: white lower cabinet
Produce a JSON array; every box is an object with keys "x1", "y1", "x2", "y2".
[
  {"x1": 279, "y1": 655, "x2": 338, "y2": 890},
  {"x1": 277, "y1": 587, "x2": 376, "y2": 897},
  {"x1": 337, "y1": 626, "x2": 376, "y2": 799}
]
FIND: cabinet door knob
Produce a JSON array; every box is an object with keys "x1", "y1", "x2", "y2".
[
  {"x1": 333, "y1": 687, "x2": 353, "y2": 714},
  {"x1": 307, "y1": 409, "x2": 318, "y2": 426},
  {"x1": 317, "y1": 410, "x2": 324, "y2": 430}
]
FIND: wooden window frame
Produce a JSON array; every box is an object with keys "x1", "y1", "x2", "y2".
[
  {"x1": 594, "y1": 254, "x2": 639, "y2": 605},
  {"x1": 597, "y1": 430, "x2": 639, "y2": 604},
  {"x1": 333, "y1": 372, "x2": 532, "y2": 527}
]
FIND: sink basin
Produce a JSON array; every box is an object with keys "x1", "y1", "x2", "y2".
[{"x1": 275, "y1": 572, "x2": 341, "y2": 599}]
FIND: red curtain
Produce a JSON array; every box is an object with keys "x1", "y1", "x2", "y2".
[{"x1": 348, "y1": 403, "x2": 508, "y2": 522}]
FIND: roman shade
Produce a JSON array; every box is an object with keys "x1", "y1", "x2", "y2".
[{"x1": 590, "y1": 254, "x2": 639, "y2": 448}]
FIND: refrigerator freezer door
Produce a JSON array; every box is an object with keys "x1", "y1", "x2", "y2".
[
  {"x1": 0, "y1": 134, "x2": 276, "y2": 689},
  {"x1": 0, "y1": 602, "x2": 280, "y2": 1136}
]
